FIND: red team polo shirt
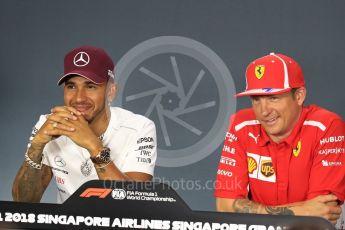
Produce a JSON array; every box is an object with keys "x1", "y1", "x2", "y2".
[{"x1": 215, "y1": 104, "x2": 345, "y2": 205}]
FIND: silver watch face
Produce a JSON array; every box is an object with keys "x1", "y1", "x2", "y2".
[
  {"x1": 92, "y1": 147, "x2": 111, "y2": 164},
  {"x1": 100, "y1": 150, "x2": 111, "y2": 162}
]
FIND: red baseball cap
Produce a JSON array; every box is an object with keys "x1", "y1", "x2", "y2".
[
  {"x1": 236, "y1": 53, "x2": 305, "y2": 96},
  {"x1": 57, "y1": 46, "x2": 115, "y2": 85}
]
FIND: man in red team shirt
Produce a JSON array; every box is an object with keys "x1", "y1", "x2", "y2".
[{"x1": 215, "y1": 53, "x2": 345, "y2": 225}]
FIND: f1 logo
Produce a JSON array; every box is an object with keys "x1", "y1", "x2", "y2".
[{"x1": 80, "y1": 188, "x2": 112, "y2": 198}]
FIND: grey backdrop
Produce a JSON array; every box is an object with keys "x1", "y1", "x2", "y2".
[{"x1": 1, "y1": 0, "x2": 344, "y2": 218}]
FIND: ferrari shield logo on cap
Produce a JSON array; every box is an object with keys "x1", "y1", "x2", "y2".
[{"x1": 255, "y1": 65, "x2": 265, "y2": 79}]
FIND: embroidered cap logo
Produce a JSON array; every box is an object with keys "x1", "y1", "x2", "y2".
[
  {"x1": 255, "y1": 65, "x2": 265, "y2": 79},
  {"x1": 73, "y1": 51, "x2": 90, "y2": 67}
]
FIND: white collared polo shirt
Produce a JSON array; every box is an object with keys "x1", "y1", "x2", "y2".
[{"x1": 30, "y1": 107, "x2": 156, "y2": 203}]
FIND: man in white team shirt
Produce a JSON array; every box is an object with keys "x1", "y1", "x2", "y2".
[{"x1": 12, "y1": 45, "x2": 157, "y2": 203}]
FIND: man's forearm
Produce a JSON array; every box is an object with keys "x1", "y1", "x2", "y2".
[
  {"x1": 94, "y1": 163, "x2": 152, "y2": 181},
  {"x1": 217, "y1": 195, "x2": 341, "y2": 225},
  {"x1": 231, "y1": 199, "x2": 295, "y2": 215},
  {"x1": 12, "y1": 163, "x2": 45, "y2": 202},
  {"x1": 95, "y1": 162, "x2": 131, "y2": 181},
  {"x1": 12, "y1": 146, "x2": 52, "y2": 202},
  {"x1": 217, "y1": 198, "x2": 296, "y2": 215}
]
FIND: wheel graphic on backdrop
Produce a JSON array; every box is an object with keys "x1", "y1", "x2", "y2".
[{"x1": 114, "y1": 36, "x2": 236, "y2": 167}]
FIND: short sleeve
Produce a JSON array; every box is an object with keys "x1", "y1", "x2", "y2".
[
  {"x1": 308, "y1": 118, "x2": 345, "y2": 203},
  {"x1": 214, "y1": 115, "x2": 250, "y2": 199},
  {"x1": 121, "y1": 120, "x2": 157, "y2": 176}
]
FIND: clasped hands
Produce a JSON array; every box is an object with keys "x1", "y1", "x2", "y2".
[
  {"x1": 31, "y1": 106, "x2": 102, "y2": 155},
  {"x1": 295, "y1": 194, "x2": 342, "y2": 225}
]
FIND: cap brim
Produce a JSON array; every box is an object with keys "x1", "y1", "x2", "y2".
[
  {"x1": 57, "y1": 70, "x2": 105, "y2": 85},
  {"x1": 235, "y1": 88, "x2": 292, "y2": 97}
]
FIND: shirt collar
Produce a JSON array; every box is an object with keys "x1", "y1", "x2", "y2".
[{"x1": 257, "y1": 106, "x2": 308, "y2": 147}]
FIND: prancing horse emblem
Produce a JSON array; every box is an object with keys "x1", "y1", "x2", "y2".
[
  {"x1": 255, "y1": 65, "x2": 265, "y2": 79},
  {"x1": 293, "y1": 140, "x2": 302, "y2": 157}
]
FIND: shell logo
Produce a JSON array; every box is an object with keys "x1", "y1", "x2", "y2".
[{"x1": 247, "y1": 157, "x2": 257, "y2": 174}]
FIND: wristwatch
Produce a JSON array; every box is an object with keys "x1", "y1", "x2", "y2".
[{"x1": 90, "y1": 147, "x2": 111, "y2": 164}]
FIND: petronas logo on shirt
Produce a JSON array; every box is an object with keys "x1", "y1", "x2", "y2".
[{"x1": 293, "y1": 140, "x2": 302, "y2": 157}]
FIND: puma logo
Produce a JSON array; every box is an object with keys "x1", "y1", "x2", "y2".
[{"x1": 248, "y1": 132, "x2": 260, "y2": 144}]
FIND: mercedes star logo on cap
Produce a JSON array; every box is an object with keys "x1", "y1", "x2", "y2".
[{"x1": 73, "y1": 51, "x2": 90, "y2": 67}]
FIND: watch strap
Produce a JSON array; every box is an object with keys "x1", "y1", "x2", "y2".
[{"x1": 90, "y1": 147, "x2": 111, "y2": 164}]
